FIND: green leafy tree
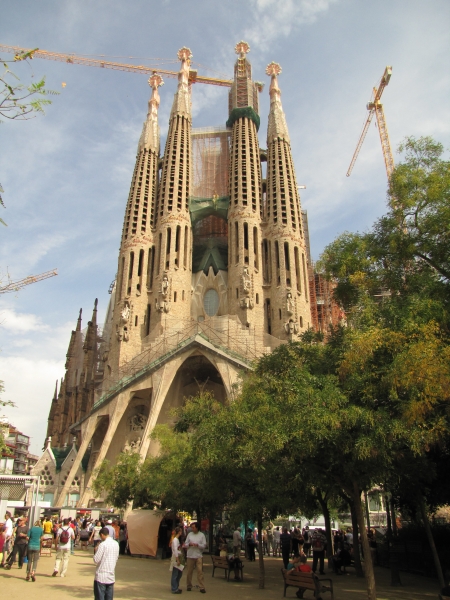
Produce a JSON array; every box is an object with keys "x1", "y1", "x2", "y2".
[{"x1": 0, "y1": 49, "x2": 59, "y2": 224}]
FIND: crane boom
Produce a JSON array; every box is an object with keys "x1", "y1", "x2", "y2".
[
  {"x1": 0, "y1": 268, "x2": 57, "y2": 294},
  {"x1": 346, "y1": 66, "x2": 394, "y2": 179},
  {"x1": 0, "y1": 44, "x2": 233, "y2": 87}
]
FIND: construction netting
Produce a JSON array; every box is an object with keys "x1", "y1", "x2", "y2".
[{"x1": 191, "y1": 127, "x2": 230, "y2": 202}]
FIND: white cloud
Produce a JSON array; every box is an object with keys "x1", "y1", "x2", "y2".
[
  {"x1": 0, "y1": 356, "x2": 63, "y2": 455},
  {"x1": 0, "y1": 306, "x2": 49, "y2": 333},
  {"x1": 244, "y1": 0, "x2": 338, "y2": 49}
]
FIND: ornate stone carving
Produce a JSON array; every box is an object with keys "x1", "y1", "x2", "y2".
[
  {"x1": 116, "y1": 299, "x2": 132, "y2": 342},
  {"x1": 284, "y1": 319, "x2": 299, "y2": 336},
  {"x1": 286, "y1": 291, "x2": 294, "y2": 315},
  {"x1": 129, "y1": 412, "x2": 146, "y2": 432}
]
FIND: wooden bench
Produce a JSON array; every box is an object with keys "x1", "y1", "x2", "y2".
[
  {"x1": 281, "y1": 568, "x2": 333, "y2": 599},
  {"x1": 211, "y1": 556, "x2": 244, "y2": 581}
]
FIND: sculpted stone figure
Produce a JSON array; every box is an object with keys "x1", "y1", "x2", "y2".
[
  {"x1": 161, "y1": 274, "x2": 169, "y2": 296},
  {"x1": 286, "y1": 292, "x2": 294, "y2": 315},
  {"x1": 242, "y1": 267, "x2": 251, "y2": 294},
  {"x1": 130, "y1": 413, "x2": 146, "y2": 431},
  {"x1": 121, "y1": 302, "x2": 131, "y2": 324}
]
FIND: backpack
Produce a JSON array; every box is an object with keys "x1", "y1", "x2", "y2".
[
  {"x1": 60, "y1": 527, "x2": 70, "y2": 545},
  {"x1": 312, "y1": 535, "x2": 325, "y2": 552}
]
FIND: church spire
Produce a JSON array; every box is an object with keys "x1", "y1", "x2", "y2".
[
  {"x1": 170, "y1": 47, "x2": 192, "y2": 120},
  {"x1": 76, "y1": 308, "x2": 82, "y2": 331},
  {"x1": 266, "y1": 62, "x2": 290, "y2": 142},
  {"x1": 138, "y1": 74, "x2": 163, "y2": 154}
]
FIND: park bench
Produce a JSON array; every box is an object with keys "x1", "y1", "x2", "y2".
[
  {"x1": 211, "y1": 556, "x2": 244, "y2": 581},
  {"x1": 281, "y1": 568, "x2": 334, "y2": 599}
]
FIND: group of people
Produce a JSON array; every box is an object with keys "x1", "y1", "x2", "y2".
[
  {"x1": 0, "y1": 511, "x2": 121, "y2": 599},
  {"x1": 169, "y1": 521, "x2": 208, "y2": 594}
]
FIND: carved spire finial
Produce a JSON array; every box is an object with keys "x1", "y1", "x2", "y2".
[
  {"x1": 76, "y1": 308, "x2": 82, "y2": 331},
  {"x1": 235, "y1": 41, "x2": 250, "y2": 57},
  {"x1": 147, "y1": 73, "x2": 164, "y2": 112},
  {"x1": 176, "y1": 47, "x2": 192, "y2": 88},
  {"x1": 266, "y1": 61, "x2": 289, "y2": 142}
]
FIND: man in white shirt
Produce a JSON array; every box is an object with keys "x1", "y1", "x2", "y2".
[
  {"x1": 184, "y1": 522, "x2": 206, "y2": 593},
  {"x1": 1, "y1": 511, "x2": 13, "y2": 567},
  {"x1": 52, "y1": 518, "x2": 75, "y2": 578},
  {"x1": 232, "y1": 527, "x2": 242, "y2": 558},
  {"x1": 93, "y1": 527, "x2": 119, "y2": 600}
]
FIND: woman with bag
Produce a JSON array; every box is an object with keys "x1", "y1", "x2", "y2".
[
  {"x1": 170, "y1": 527, "x2": 184, "y2": 594},
  {"x1": 26, "y1": 520, "x2": 43, "y2": 581}
]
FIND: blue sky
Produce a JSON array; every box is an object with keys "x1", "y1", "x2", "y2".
[{"x1": 1, "y1": 0, "x2": 449, "y2": 454}]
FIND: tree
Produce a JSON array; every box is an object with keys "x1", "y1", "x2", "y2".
[{"x1": 0, "y1": 49, "x2": 59, "y2": 225}]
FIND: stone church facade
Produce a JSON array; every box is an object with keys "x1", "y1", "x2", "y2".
[{"x1": 34, "y1": 42, "x2": 314, "y2": 508}]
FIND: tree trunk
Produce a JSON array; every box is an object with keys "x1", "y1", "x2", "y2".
[
  {"x1": 244, "y1": 519, "x2": 248, "y2": 559},
  {"x1": 208, "y1": 510, "x2": 214, "y2": 555},
  {"x1": 349, "y1": 501, "x2": 364, "y2": 578},
  {"x1": 364, "y1": 491, "x2": 371, "y2": 530},
  {"x1": 257, "y1": 515, "x2": 265, "y2": 589},
  {"x1": 390, "y1": 497, "x2": 397, "y2": 536},
  {"x1": 384, "y1": 495, "x2": 392, "y2": 540},
  {"x1": 419, "y1": 497, "x2": 445, "y2": 588},
  {"x1": 352, "y1": 480, "x2": 377, "y2": 600},
  {"x1": 317, "y1": 490, "x2": 333, "y2": 569}
]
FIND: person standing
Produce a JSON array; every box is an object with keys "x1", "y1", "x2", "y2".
[
  {"x1": 303, "y1": 526, "x2": 312, "y2": 557},
  {"x1": 52, "y1": 517, "x2": 75, "y2": 578},
  {"x1": 311, "y1": 528, "x2": 327, "y2": 575},
  {"x1": 105, "y1": 520, "x2": 115, "y2": 540},
  {"x1": 266, "y1": 523, "x2": 274, "y2": 557},
  {"x1": 26, "y1": 520, "x2": 43, "y2": 582},
  {"x1": 273, "y1": 526, "x2": 281, "y2": 557},
  {"x1": 1, "y1": 511, "x2": 13, "y2": 567},
  {"x1": 93, "y1": 527, "x2": 119, "y2": 600},
  {"x1": 184, "y1": 522, "x2": 206, "y2": 593},
  {"x1": 118, "y1": 524, "x2": 127, "y2": 556},
  {"x1": 232, "y1": 526, "x2": 241, "y2": 558},
  {"x1": 280, "y1": 527, "x2": 292, "y2": 569},
  {"x1": 90, "y1": 520, "x2": 103, "y2": 554},
  {"x1": 5, "y1": 516, "x2": 28, "y2": 569},
  {"x1": 170, "y1": 526, "x2": 184, "y2": 594}
]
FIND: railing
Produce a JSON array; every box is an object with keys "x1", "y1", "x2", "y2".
[{"x1": 93, "y1": 316, "x2": 284, "y2": 410}]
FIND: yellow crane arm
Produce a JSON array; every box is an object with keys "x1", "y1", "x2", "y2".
[
  {"x1": 0, "y1": 44, "x2": 233, "y2": 87},
  {"x1": 0, "y1": 268, "x2": 57, "y2": 294},
  {"x1": 347, "y1": 66, "x2": 394, "y2": 179},
  {"x1": 346, "y1": 108, "x2": 375, "y2": 177}
]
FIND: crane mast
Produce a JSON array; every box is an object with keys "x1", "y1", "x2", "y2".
[
  {"x1": 347, "y1": 66, "x2": 394, "y2": 179},
  {"x1": 0, "y1": 44, "x2": 233, "y2": 87}
]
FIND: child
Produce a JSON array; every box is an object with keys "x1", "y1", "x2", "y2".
[{"x1": 298, "y1": 554, "x2": 312, "y2": 573}]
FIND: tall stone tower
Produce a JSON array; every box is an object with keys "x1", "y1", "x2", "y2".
[
  {"x1": 41, "y1": 43, "x2": 314, "y2": 510},
  {"x1": 263, "y1": 62, "x2": 310, "y2": 339},
  {"x1": 109, "y1": 73, "x2": 163, "y2": 372},
  {"x1": 226, "y1": 41, "x2": 265, "y2": 329},
  {"x1": 150, "y1": 48, "x2": 193, "y2": 329}
]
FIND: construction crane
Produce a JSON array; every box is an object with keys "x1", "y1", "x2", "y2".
[
  {"x1": 346, "y1": 66, "x2": 394, "y2": 179},
  {"x1": 0, "y1": 44, "x2": 233, "y2": 88},
  {"x1": 0, "y1": 268, "x2": 57, "y2": 294}
]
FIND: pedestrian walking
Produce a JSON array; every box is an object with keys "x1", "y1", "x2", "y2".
[
  {"x1": 90, "y1": 520, "x2": 103, "y2": 554},
  {"x1": 52, "y1": 517, "x2": 75, "y2": 578},
  {"x1": 1, "y1": 512, "x2": 13, "y2": 568},
  {"x1": 170, "y1": 526, "x2": 184, "y2": 594},
  {"x1": 26, "y1": 520, "x2": 43, "y2": 582},
  {"x1": 184, "y1": 521, "x2": 207, "y2": 593},
  {"x1": 5, "y1": 516, "x2": 28, "y2": 569},
  {"x1": 93, "y1": 527, "x2": 119, "y2": 600}
]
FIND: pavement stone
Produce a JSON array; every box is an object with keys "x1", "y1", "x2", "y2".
[{"x1": 0, "y1": 549, "x2": 442, "y2": 599}]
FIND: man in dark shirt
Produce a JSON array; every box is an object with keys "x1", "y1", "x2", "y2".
[
  {"x1": 5, "y1": 517, "x2": 29, "y2": 569},
  {"x1": 280, "y1": 527, "x2": 292, "y2": 569}
]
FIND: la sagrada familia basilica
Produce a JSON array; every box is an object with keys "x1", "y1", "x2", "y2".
[{"x1": 32, "y1": 42, "x2": 315, "y2": 508}]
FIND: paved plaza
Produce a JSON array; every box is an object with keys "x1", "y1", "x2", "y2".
[{"x1": 0, "y1": 550, "x2": 441, "y2": 600}]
